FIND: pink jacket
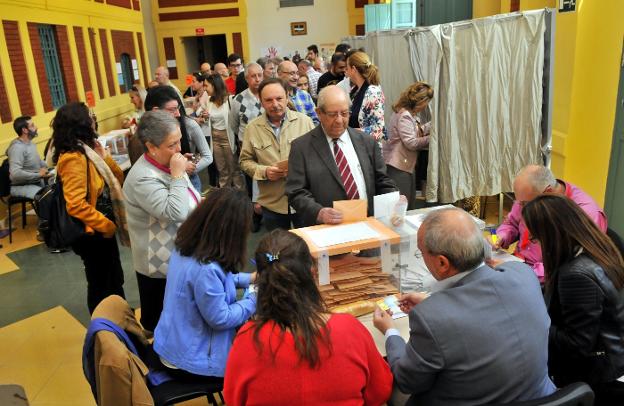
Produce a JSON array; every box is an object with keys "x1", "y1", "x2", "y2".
[
  {"x1": 497, "y1": 181, "x2": 607, "y2": 281},
  {"x1": 383, "y1": 109, "x2": 430, "y2": 173}
]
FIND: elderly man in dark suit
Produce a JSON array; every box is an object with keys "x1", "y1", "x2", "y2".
[
  {"x1": 374, "y1": 208, "x2": 556, "y2": 405},
  {"x1": 286, "y1": 85, "x2": 397, "y2": 227}
]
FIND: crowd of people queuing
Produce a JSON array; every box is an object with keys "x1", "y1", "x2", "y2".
[{"x1": 5, "y1": 39, "x2": 624, "y2": 405}]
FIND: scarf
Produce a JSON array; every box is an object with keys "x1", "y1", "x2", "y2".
[{"x1": 83, "y1": 143, "x2": 131, "y2": 247}]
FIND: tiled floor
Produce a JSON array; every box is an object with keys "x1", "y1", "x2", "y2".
[
  {"x1": 0, "y1": 209, "x2": 270, "y2": 405},
  {"x1": 0, "y1": 195, "x2": 511, "y2": 405}
]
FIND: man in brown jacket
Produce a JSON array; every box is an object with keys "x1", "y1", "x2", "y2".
[{"x1": 239, "y1": 77, "x2": 314, "y2": 230}]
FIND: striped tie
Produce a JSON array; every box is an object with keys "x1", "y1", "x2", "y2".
[{"x1": 333, "y1": 139, "x2": 360, "y2": 200}]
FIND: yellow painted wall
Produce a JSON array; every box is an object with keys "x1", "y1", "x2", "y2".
[
  {"x1": 151, "y1": 0, "x2": 249, "y2": 92},
  {"x1": 563, "y1": 0, "x2": 624, "y2": 205},
  {"x1": 0, "y1": 0, "x2": 148, "y2": 159},
  {"x1": 473, "y1": 0, "x2": 624, "y2": 206},
  {"x1": 473, "y1": 0, "x2": 503, "y2": 18}
]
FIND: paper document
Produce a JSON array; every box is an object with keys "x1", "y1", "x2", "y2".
[
  {"x1": 374, "y1": 191, "x2": 400, "y2": 219},
  {"x1": 333, "y1": 199, "x2": 367, "y2": 222},
  {"x1": 491, "y1": 249, "x2": 524, "y2": 263},
  {"x1": 304, "y1": 222, "x2": 380, "y2": 248},
  {"x1": 376, "y1": 295, "x2": 407, "y2": 319},
  {"x1": 275, "y1": 159, "x2": 288, "y2": 171},
  {"x1": 405, "y1": 214, "x2": 426, "y2": 229}
]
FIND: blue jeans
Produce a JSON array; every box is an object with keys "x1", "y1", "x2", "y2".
[{"x1": 189, "y1": 172, "x2": 201, "y2": 193}]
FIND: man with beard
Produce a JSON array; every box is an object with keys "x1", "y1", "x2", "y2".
[
  {"x1": 239, "y1": 78, "x2": 314, "y2": 230},
  {"x1": 317, "y1": 53, "x2": 348, "y2": 92},
  {"x1": 6, "y1": 116, "x2": 49, "y2": 199}
]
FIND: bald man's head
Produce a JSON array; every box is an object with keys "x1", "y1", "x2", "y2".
[
  {"x1": 154, "y1": 66, "x2": 169, "y2": 84},
  {"x1": 418, "y1": 208, "x2": 484, "y2": 276},
  {"x1": 214, "y1": 63, "x2": 229, "y2": 79},
  {"x1": 277, "y1": 60, "x2": 299, "y2": 89},
  {"x1": 513, "y1": 165, "x2": 558, "y2": 205},
  {"x1": 200, "y1": 62, "x2": 211, "y2": 75}
]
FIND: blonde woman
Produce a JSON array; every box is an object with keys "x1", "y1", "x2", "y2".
[
  {"x1": 121, "y1": 85, "x2": 147, "y2": 129},
  {"x1": 203, "y1": 73, "x2": 244, "y2": 189},
  {"x1": 383, "y1": 82, "x2": 433, "y2": 209},
  {"x1": 346, "y1": 51, "x2": 386, "y2": 141}
]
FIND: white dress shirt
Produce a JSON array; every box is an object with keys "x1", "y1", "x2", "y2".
[{"x1": 325, "y1": 129, "x2": 368, "y2": 201}]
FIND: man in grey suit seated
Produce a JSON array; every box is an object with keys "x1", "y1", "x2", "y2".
[{"x1": 374, "y1": 208, "x2": 556, "y2": 405}]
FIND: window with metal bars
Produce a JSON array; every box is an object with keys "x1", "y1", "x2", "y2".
[
  {"x1": 119, "y1": 53, "x2": 133, "y2": 93},
  {"x1": 38, "y1": 24, "x2": 66, "y2": 109}
]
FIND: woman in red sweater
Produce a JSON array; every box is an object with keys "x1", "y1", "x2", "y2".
[{"x1": 224, "y1": 229, "x2": 393, "y2": 405}]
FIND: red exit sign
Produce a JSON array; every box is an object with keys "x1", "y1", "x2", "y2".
[{"x1": 195, "y1": 28, "x2": 204, "y2": 36}]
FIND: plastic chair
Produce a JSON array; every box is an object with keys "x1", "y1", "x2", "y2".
[
  {"x1": 483, "y1": 382, "x2": 594, "y2": 406},
  {"x1": 149, "y1": 379, "x2": 224, "y2": 406}
]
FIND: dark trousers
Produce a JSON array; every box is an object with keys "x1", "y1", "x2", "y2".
[
  {"x1": 146, "y1": 345, "x2": 224, "y2": 386},
  {"x1": 387, "y1": 165, "x2": 416, "y2": 210},
  {"x1": 71, "y1": 233, "x2": 125, "y2": 314},
  {"x1": 262, "y1": 207, "x2": 301, "y2": 231},
  {"x1": 135, "y1": 272, "x2": 167, "y2": 332}
]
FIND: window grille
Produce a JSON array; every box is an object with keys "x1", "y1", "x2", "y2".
[
  {"x1": 38, "y1": 24, "x2": 66, "y2": 109},
  {"x1": 120, "y1": 53, "x2": 133, "y2": 93}
]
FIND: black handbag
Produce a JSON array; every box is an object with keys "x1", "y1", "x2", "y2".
[{"x1": 34, "y1": 164, "x2": 89, "y2": 249}]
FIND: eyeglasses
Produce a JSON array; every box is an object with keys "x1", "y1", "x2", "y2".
[
  {"x1": 282, "y1": 70, "x2": 299, "y2": 77},
  {"x1": 230, "y1": 63, "x2": 242, "y2": 68},
  {"x1": 322, "y1": 110, "x2": 349, "y2": 119}
]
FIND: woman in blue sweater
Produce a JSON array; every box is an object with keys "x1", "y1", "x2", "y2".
[{"x1": 153, "y1": 187, "x2": 256, "y2": 384}]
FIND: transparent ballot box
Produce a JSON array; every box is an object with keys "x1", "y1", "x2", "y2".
[
  {"x1": 391, "y1": 205, "x2": 487, "y2": 293},
  {"x1": 290, "y1": 217, "x2": 405, "y2": 311}
]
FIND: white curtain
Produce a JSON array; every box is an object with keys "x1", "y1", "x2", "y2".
[
  {"x1": 362, "y1": 30, "x2": 416, "y2": 119},
  {"x1": 408, "y1": 10, "x2": 546, "y2": 202}
]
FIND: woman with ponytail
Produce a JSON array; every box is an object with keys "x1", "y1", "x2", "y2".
[
  {"x1": 346, "y1": 51, "x2": 387, "y2": 142},
  {"x1": 224, "y1": 229, "x2": 392, "y2": 405}
]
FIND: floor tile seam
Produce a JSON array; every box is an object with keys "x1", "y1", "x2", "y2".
[{"x1": 27, "y1": 358, "x2": 64, "y2": 402}]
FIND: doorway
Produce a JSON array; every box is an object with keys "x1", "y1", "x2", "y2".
[
  {"x1": 605, "y1": 38, "x2": 624, "y2": 236},
  {"x1": 182, "y1": 34, "x2": 227, "y2": 73}
]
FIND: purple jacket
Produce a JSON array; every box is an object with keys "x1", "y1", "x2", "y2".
[{"x1": 497, "y1": 181, "x2": 607, "y2": 281}]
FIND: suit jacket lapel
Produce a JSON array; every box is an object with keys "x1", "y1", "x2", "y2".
[
  {"x1": 311, "y1": 127, "x2": 345, "y2": 191},
  {"x1": 348, "y1": 128, "x2": 373, "y2": 194}
]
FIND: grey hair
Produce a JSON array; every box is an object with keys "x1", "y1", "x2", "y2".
[
  {"x1": 298, "y1": 59, "x2": 312, "y2": 68},
  {"x1": 317, "y1": 86, "x2": 351, "y2": 111},
  {"x1": 137, "y1": 110, "x2": 179, "y2": 147},
  {"x1": 518, "y1": 165, "x2": 557, "y2": 192},
  {"x1": 422, "y1": 208, "x2": 485, "y2": 272},
  {"x1": 256, "y1": 57, "x2": 269, "y2": 69},
  {"x1": 245, "y1": 62, "x2": 262, "y2": 76}
]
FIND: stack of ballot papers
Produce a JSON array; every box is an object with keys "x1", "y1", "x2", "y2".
[
  {"x1": 304, "y1": 222, "x2": 380, "y2": 248},
  {"x1": 318, "y1": 254, "x2": 399, "y2": 308}
]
